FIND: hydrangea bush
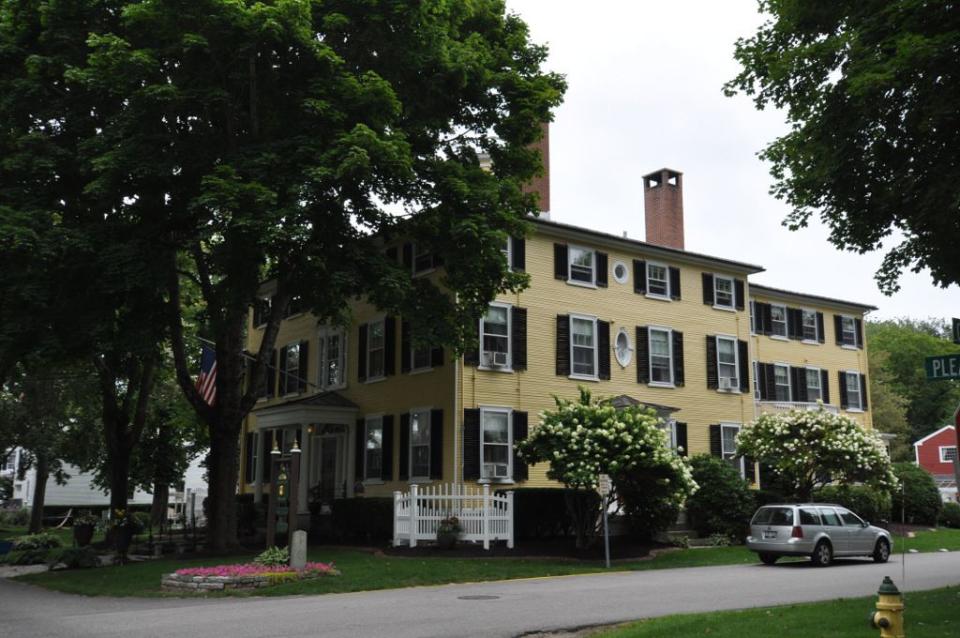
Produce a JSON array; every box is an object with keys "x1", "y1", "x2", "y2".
[
  {"x1": 517, "y1": 388, "x2": 697, "y2": 547},
  {"x1": 736, "y1": 406, "x2": 897, "y2": 501}
]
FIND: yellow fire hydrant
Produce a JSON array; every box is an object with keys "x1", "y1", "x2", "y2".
[{"x1": 869, "y1": 576, "x2": 905, "y2": 638}]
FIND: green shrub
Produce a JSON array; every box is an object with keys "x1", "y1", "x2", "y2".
[
  {"x1": 327, "y1": 498, "x2": 393, "y2": 543},
  {"x1": 236, "y1": 494, "x2": 265, "y2": 535},
  {"x1": 46, "y1": 546, "x2": 99, "y2": 570},
  {"x1": 0, "y1": 548, "x2": 50, "y2": 565},
  {"x1": 685, "y1": 455, "x2": 755, "y2": 538},
  {"x1": 0, "y1": 508, "x2": 30, "y2": 527},
  {"x1": 12, "y1": 532, "x2": 63, "y2": 551},
  {"x1": 813, "y1": 485, "x2": 892, "y2": 524},
  {"x1": 892, "y1": 463, "x2": 942, "y2": 525},
  {"x1": 938, "y1": 502, "x2": 960, "y2": 528},
  {"x1": 507, "y1": 488, "x2": 589, "y2": 539},
  {"x1": 254, "y1": 546, "x2": 289, "y2": 567},
  {"x1": 752, "y1": 488, "x2": 786, "y2": 509},
  {"x1": 618, "y1": 477, "x2": 681, "y2": 541},
  {"x1": 131, "y1": 511, "x2": 151, "y2": 532}
]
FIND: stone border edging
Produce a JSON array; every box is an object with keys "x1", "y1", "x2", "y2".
[{"x1": 161, "y1": 570, "x2": 329, "y2": 592}]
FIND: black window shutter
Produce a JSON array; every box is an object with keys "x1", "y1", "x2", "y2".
[
  {"x1": 636, "y1": 326, "x2": 650, "y2": 383},
  {"x1": 633, "y1": 260, "x2": 647, "y2": 294},
  {"x1": 512, "y1": 306, "x2": 528, "y2": 370},
  {"x1": 709, "y1": 424, "x2": 722, "y2": 457},
  {"x1": 597, "y1": 320, "x2": 611, "y2": 380},
  {"x1": 788, "y1": 366, "x2": 799, "y2": 401},
  {"x1": 744, "y1": 458, "x2": 756, "y2": 484},
  {"x1": 399, "y1": 413, "x2": 410, "y2": 480},
  {"x1": 357, "y1": 324, "x2": 368, "y2": 381},
  {"x1": 400, "y1": 320, "x2": 411, "y2": 373},
  {"x1": 757, "y1": 363, "x2": 769, "y2": 400},
  {"x1": 821, "y1": 369, "x2": 831, "y2": 404},
  {"x1": 278, "y1": 345, "x2": 289, "y2": 395},
  {"x1": 834, "y1": 314, "x2": 843, "y2": 345},
  {"x1": 760, "y1": 303, "x2": 773, "y2": 335},
  {"x1": 244, "y1": 432, "x2": 254, "y2": 484},
  {"x1": 431, "y1": 346, "x2": 444, "y2": 368},
  {"x1": 675, "y1": 422, "x2": 688, "y2": 457},
  {"x1": 855, "y1": 319, "x2": 864, "y2": 349},
  {"x1": 355, "y1": 419, "x2": 365, "y2": 481},
  {"x1": 734, "y1": 279, "x2": 745, "y2": 310},
  {"x1": 402, "y1": 242, "x2": 413, "y2": 270},
  {"x1": 705, "y1": 336, "x2": 718, "y2": 389},
  {"x1": 788, "y1": 308, "x2": 802, "y2": 340},
  {"x1": 463, "y1": 409, "x2": 481, "y2": 481},
  {"x1": 555, "y1": 315, "x2": 570, "y2": 376},
  {"x1": 464, "y1": 341, "x2": 480, "y2": 367},
  {"x1": 381, "y1": 415, "x2": 394, "y2": 481},
  {"x1": 554, "y1": 243, "x2": 568, "y2": 280},
  {"x1": 860, "y1": 374, "x2": 869, "y2": 409},
  {"x1": 512, "y1": 411, "x2": 529, "y2": 481},
  {"x1": 838, "y1": 371, "x2": 849, "y2": 409},
  {"x1": 669, "y1": 266, "x2": 681, "y2": 300},
  {"x1": 794, "y1": 367, "x2": 809, "y2": 402},
  {"x1": 738, "y1": 340, "x2": 749, "y2": 392},
  {"x1": 384, "y1": 316, "x2": 396, "y2": 376},
  {"x1": 430, "y1": 409, "x2": 443, "y2": 480},
  {"x1": 763, "y1": 363, "x2": 777, "y2": 401},
  {"x1": 299, "y1": 340, "x2": 309, "y2": 392},
  {"x1": 596, "y1": 252, "x2": 609, "y2": 287},
  {"x1": 511, "y1": 237, "x2": 526, "y2": 272},
  {"x1": 672, "y1": 330, "x2": 684, "y2": 386},
  {"x1": 816, "y1": 312, "x2": 825, "y2": 344},
  {"x1": 385, "y1": 246, "x2": 398, "y2": 262},
  {"x1": 702, "y1": 273, "x2": 714, "y2": 305}
]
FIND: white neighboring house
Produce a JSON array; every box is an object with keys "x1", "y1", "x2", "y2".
[
  {"x1": 4, "y1": 447, "x2": 152, "y2": 510},
  {"x1": 167, "y1": 456, "x2": 208, "y2": 526}
]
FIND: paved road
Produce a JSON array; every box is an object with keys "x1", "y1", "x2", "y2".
[{"x1": 2, "y1": 553, "x2": 958, "y2": 638}]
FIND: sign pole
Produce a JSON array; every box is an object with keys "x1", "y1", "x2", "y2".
[
  {"x1": 598, "y1": 473, "x2": 612, "y2": 569},
  {"x1": 953, "y1": 406, "x2": 960, "y2": 504}
]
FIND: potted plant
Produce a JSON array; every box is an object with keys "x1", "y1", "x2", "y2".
[
  {"x1": 73, "y1": 511, "x2": 100, "y2": 547},
  {"x1": 111, "y1": 509, "x2": 142, "y2": 560},
  {"x1": 436, "y1": 516, "x2": 461, "y2": 550}
]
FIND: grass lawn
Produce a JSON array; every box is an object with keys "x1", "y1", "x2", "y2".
[
  {"x1": 897, "y1": 526, "x2": 960, "y2": 553},
  {"x1": 0, "y1": 525, "x2": 91, "y2": 546},
  {"x1": 593, "y1": 585, "x2": 960, "y2": 638},
  {"x1": 13, "y1": 528, "x2": 960, "y2": 598}
]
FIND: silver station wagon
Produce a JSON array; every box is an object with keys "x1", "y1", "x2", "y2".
[{"x1": 746, "y1": 503, "x2": 892, "y2": 566}]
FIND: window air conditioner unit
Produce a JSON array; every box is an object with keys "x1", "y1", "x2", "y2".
[
  {"x1": 485, "y1": 463, "x2": 509, "y2": 479},
  {"x1": 719, "y1": 377, "x2": 734, "y2": 391},
  {"x1": 483, "y1": 351, "x2": 508, "y2": 367}
]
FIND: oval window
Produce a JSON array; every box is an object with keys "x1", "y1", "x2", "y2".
[
  {"x1": 615, "y1": 329, "x2": 632, "y2": 367},
  {"x1": 613, "y1": 261, "x2": 629, "y2": 284}
]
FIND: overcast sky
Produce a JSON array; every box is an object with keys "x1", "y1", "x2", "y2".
[{"x1": 508, "y1": 0, "x2": 958, "y2": 322}]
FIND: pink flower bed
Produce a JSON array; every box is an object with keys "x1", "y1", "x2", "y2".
[{"x1": 175, "y1": 562, "x2": 336, "y2": 578}]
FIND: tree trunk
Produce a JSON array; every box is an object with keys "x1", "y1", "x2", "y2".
[
  {"x1": 151, "y1": 482, "x2": 170, "y2": 527},
  {"x1": 206, "y1": 426, "x2": 241, "y2": 552},
  {"x1": 108, "y1": 447, "x2": 130, "y2": 516},
  {"x1": 29, "y1": 454, "x2": 49, "y2": 533}
]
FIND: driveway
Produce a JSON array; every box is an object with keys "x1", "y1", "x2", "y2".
[{"x1": 2, "y1": 553, "x2": 958, "y2": 638}]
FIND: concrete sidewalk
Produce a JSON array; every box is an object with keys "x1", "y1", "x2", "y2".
[{"x1": 2, "y1": 553, "x2": 958, "y2": 638}]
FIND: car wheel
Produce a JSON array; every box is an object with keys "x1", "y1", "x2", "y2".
[
  {"x1": 873, "y1": 538, "x2": 890, "y2": 563},
  {"x1": 811, "y1": 541, "x2": 832, "y2": 567},
  {"x1": 759, "y1": 553, "x2": 779, "y2": 565}
]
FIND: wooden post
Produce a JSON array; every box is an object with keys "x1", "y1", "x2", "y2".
[
  {"x1": 289, "y1": 447, "x2": 301, "y2": 535},
  {"x1": 482, "y1": 483, "x2": 490, "y2": 550},
  {"x1": 392, "y1": 491, "x2": 402, "y2": 547},
  {"x1": 266, "y1": 455, "x2": 277, "y2": 548},
  {"x1": 410, "y1": 484, "x2": 419, "y2": 548},
  {"x1": 506, "y1": 490, "x2": 515, "y2": 549}
]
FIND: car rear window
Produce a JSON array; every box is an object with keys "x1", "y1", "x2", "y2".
[
  {"x1": 799, "y1": 508, "x2": 821, "y2": 525},
  {"x1": 752, "y1": 507, "x2": 793, "y2": 526}
]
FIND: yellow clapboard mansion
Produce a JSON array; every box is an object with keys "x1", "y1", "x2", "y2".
[{"x1": 238, "y1": 161, "x2": 875, "y2": 525}]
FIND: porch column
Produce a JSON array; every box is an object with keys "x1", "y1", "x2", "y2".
[
  {"x1": 253, "y1": 430, "x2": 263, "y2": 501},
  {"x1": 298, "y1": 423, "x2": 310, "y2": 513}
]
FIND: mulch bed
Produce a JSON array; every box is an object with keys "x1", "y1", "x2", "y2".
[{"x1": 380, "y1": 537, "x2": 671, "y2": 562}]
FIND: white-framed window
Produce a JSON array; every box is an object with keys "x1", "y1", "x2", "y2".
[
  {"x1": 364, "y1": 415, "x2": 384, "y2": 480},
  {"x1": 716, "y1": 336, "x2": 739, "y2": 390},
  {"x1": 661, "y1": 420, "x2": 679, "y2": 452},
  {"x1": 568, "y1": 246, "x2": 595, "y2": 285},
  {"x1": 940, "y1": 446, "x2": 958, "y2": 463},
  {"x1": 802, "y1": 309, "x2": 818, "y2": 341},
  {"x1": 281, "y1": 342, "x2": 302, "y2": 395},
  {"x1": 770, "y1": 304, "x2": 787, "y2": 338},
  {"x1": 481, "y1": 407, "x2": 512, "y2": 480},
  {"x1": 749, "y1": 301, "x2": 756, "y2": 334},
  {"x1": 411, "y1": 344, "x2": 432, "y2": 372},
  {"x1": 409, "y1": 408, "x2": 432, "y2": 479},
  {"x1": 480, "y1": 303, "x2": 511, "y2": 369},
  {"x1": 366, "y1": 318, "x2": 386, "y2": 381},
  {"x1": 752, "y1": 360, "x2": 760, "y2": 400},
  {"x1": 721, "y1": 423, "x2": 745, "y2": 476},
  {"x1": 774, "y1": 363, "x2": 791, "y2": 401},
  {"x1": 714, "y1": 275, "x2": 734, "y2": 309},
  {"x1": 841, "y1": 316, "x2": 858, "y2": 347},
  {"x1": 614, "y1": 328, "x2": 632, "y2": 367},
  {"x1": 648, "y1": 327, "x2": 674, "y2": 385},
  {"x1": 502, "y1": 238, "x2": 512, "y2": 270},
  {"x1": 612, "y1": 261, "x2": 629, "y2": 284},
  {"x1": 845, "y1": 372, "x2": 863, "y2": 410},
  {"x1": 318, "y1": 327, "x2": 347, "y2": 390},
  {"x1": 570, "y1": 315, "x2": 598, "y2": 379},
  {"x1": 646, "y1": 262, "x2": 669, "y2": 298},
  {"x1": 413, "y1": 243, "x2": 434, "y2": 275},
  {"x1": 806, "y1": 367, "x2": 822, "y2": 402}
]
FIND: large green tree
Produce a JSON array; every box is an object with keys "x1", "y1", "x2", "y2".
[
  {"x1": 726, "y1": 1, "x2": 960, "y2": 293},
  {"x1": 0, "y1": 0, "x2": 563, "y2": 550}
]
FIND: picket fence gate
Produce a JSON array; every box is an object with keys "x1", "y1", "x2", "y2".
[{"x1": 393, "y1": 483, "x2": 514, "y2": 549}]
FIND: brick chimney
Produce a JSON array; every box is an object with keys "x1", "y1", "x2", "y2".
[
  {"x1": 523, "y1": 122, "x2": 551, "y2": 218},
  {"x1": 643, "y1": 168, "x2": 684, "y2": 249}
]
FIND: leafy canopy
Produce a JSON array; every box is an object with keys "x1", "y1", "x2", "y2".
[
  {"x1": 736, "y1": 406, "x2": 897, "y2": 501},
  {"x1": 726, "y1": 1, "x2": 960, "y2": 293}
]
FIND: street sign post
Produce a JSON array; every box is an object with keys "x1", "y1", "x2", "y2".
[
  {"x1": 925, "y1": 354, "x2": 960, "y2": 380},
  {"x1": 954, "y1": 406, "x2": 960, "y2": 505},
  {"x1": 953, "y1": 318, "x2": 960, "y2": 345},
  {"x1": 598, "y1": 473, "x2": 612, "y2": 568}
]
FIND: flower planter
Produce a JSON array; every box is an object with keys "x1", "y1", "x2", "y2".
[
  {"x1": 73, "y1": 524, "x2": 95, "y2": 547},
  {"x1": 115, "y1": 526, "x2": 135, "y2": 554},
  {"x1": 436, "y1": 531, "x2": 458, "y2": 550}
]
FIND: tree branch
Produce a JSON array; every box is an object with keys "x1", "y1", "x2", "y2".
[{"x1": 167, "y1": 254, "x2": 216, "y2": 425}]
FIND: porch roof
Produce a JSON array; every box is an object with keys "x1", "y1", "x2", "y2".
[
  {"x1": 606, "y1": 395, "x2": 680, "y2": 416},
  {"x1": 252, "y1": 391, "x2": 358, "y2": 429}
]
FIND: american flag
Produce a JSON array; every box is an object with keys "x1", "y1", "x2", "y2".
[{"x1": 196, "y1": 344, "x2": 217, "y2": 406}]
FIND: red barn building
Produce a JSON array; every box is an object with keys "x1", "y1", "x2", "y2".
[{"x1": 914, "y1": 425, "x2": 958, "y2": 503}]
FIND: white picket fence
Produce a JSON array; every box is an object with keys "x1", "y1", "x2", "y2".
[{"x1": 393, "y1": 483, "x2": 514, "y2": 549}]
